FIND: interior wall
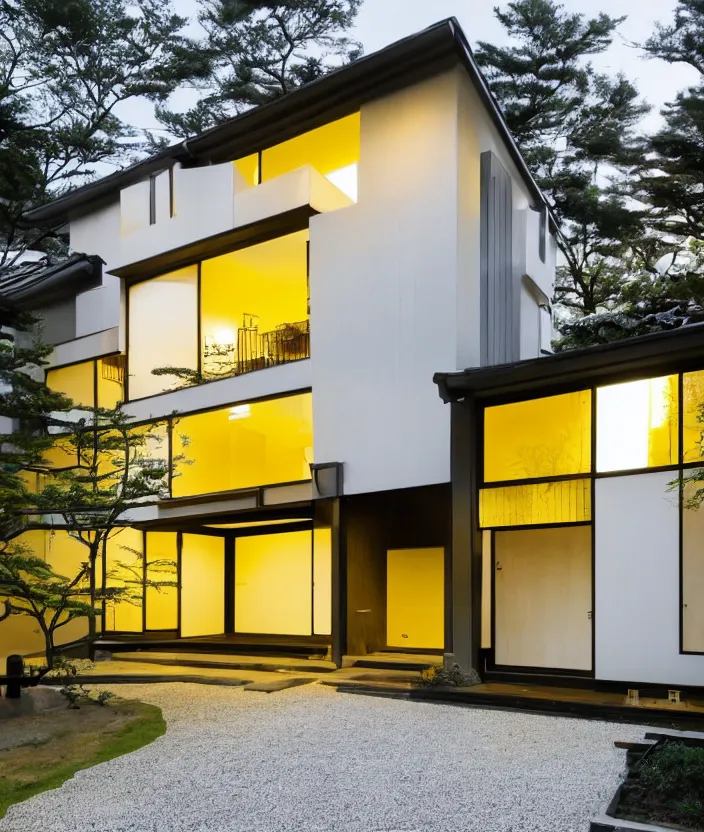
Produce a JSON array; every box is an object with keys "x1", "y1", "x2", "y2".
[
  {"x1": 595, "y1": 472, "x2": 704, "y2": 685},
  {"x1": 145, "y1": 531, "x2": 178, "y2": 631},
  {"x1": 313, "y1": 528, "x2": 332, "y2": 636},
  {"x1": 180, "y1": 534, "x2": 225, "y2": 637},
  {"x1": 344, "y1": 484, "x2": 451, "y2": 656},
  {"x1": 235, "y1": 531, "x2": 312, "y2": 635}
]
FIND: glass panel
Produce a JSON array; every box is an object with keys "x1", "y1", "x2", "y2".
[
  {"x1": 262, "y1": 113, "x2": 360, "y2": 201},
  {"x1": 683, "y1": 482, "x2": 704, "y2": 651},
  {"x1": 172, "y1": 393, "x2": 313, "y2": 497},
  {"x1": 386, "y1": 548, "x2": 444, "y2": 649},
  {"x1": 233, "y1": 153, "x2": 259, "y2": 192},
  {"x1": 200, "y1": 231, "x2": 309, "y2": 379},
  {"x1": 313, "y1": 528, "x2": 332, "y2": 636},
  {"x1": 597, "y1": 376, "x2": 678, "y2": 472},
  {"x1": 684, "y1": 371, "x2": 704, "y2": 463},
  {"x1": 484, "y1": 391, "x2": 591, "y2": 482},
  {"x1": 180, "y1": 534, "x2": 224, "y2": 637},
  {"x1": 145, "y1": 531, "x2": 178, "y2": 631},
  {"x1": 128, "y1": 266, "x2": 198, "y2": 400},
  {"x1": 46, "y1": 361, "x2": 95, "y2": 409},
  {"x1": 479, "y1": 479, "x2": 591, "y2": 528},
  {"x1": 235, "y1": 531, "x2": 312, "y2": 635},
  {"x1": 104, "y1": 528, "x2": 143, "y2": 633},
  {"x1": 97, "y1": 356, "x2": 125, "y2": 409}
]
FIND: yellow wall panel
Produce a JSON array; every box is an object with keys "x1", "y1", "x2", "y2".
[
  {"x1": 262, "y1": 113, "x2": 360, "y2": 183},
  {"x1": 173, "y1": 393, "x2": 313, "y2": 497},
  {"x1": 597, "y1": 376, "x2": 678, "y2": 472},
  {"x1": 484, "y1": 391, "x2": 591, "y2": 482},
  {"x1": 386, "y1": 548, "x2": 444, "y2": 650},
  {"x1": 181, "y1": 534, "x2": 224, "y2": 637},
  {"x1": 684, "y1": 371, "x2": 704, "y2": 463},
  {"x1": 104, "y1": 528, "x2": 144, "y2": 633},
  {"x1": 313, "y1": 528, "x2": 332, "y2": 636},
  {"x1": 480, "y1": 479, "x2": 591, "y2": 528},
  {"x1": 46, "y1": 361, "x2": 95, "y2": 408},
  {"x1": 235, "y1": 532, "x2": 312, "y2": 635},
  {"x1": 145, "y1": 532, "x2": 178, "y2": 631},
  {"x1": 97, "y1": 357, "x2": 125, "y2": 409}
]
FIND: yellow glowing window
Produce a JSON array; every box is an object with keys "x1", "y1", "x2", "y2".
[
  {"x1": 596, "y1": 376, "x2": 678, "y2": 472},
  {"x1": 200, "y1": 231, "x2": 308, "y2": 379},
  {"x1": 104, "y1": 528, "x2": 144, "y2": 633},
  {"x1": 46, "y1": 361, "x2": 95, "y2": 409},
  {"x1": 97, "y1": 356, "x2": 125, "y2": 409},
  {"x1": 145, "y1": 531, "x2": 178, "y2": 631},
  {"x1": 479, "y1": 479, "x2": 591, "y2": 528},
  {"x1": 233, "y1": 153, "x2": 259, "y2": 192},
  {"x1": 484, "y1": 391, "x2": 591, "y2": 482},
  {"x1": 684, "y1": 371, "x2": 704, "y2": 463},
  {"x1": 261, "y1": 113, "x2": 360, "y2": 201},
  {"x1": 172, "y1": 393, "x2": 313, "y2": 498}
]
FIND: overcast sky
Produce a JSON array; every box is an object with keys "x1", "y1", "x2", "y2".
[{"x1": 124, "y1": 0, "x2": 699, "y2": 139}]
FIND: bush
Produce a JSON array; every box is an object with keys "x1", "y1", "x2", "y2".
[{"x1": 412, "y1": 663, "x2": 481, "y2": 688}]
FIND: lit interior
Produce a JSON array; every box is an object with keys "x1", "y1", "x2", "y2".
[
  {"x1": 180, "y1": 534, "x2": 224, "y2": 638},
  {"x1": 235, "y1": 531, "x2": 312, "y2": 635},
  {"x1": 97, "y1": 357, "x2": 125, "y2": 408},
  {"x1": 128, "y1": 266, "x2": 199, "y2": 399},
  {"x1": 596, "y1": 376, "x2": 678, "y2": 472},
  {"x1": 479, "y1": 479, "x2": 591, "y2": 528},
  {"x1": 200, "y1": 231, "x2": 308, "y2": 378},
  {"x1": 684, "y1": 371, "x2": 704, "y2": 463},
  {"x1": 313, "y1": 528, "x2": 332, "y2": 636},
  {"x1": 260, "y1": 113, "x2": 360, "y2": 201},
  {"x1": 386, "y1": 548, "x2": 444, "y2": 649},
  {"x1": 104, "y1": 528, "x2": 144, "y2": 633},
  {"x1": 233, "y1": 153, "x2": 259, "y2": 192},
  {"x1": 172, "y1": 393, "x2": 313, "y2": 497},
  {"x1": 484, "y1": 391, "x2": 591, "y2": 482},
  {"x1": 46, "y1": 361, "x2": 95, "y2": 409},
  {"x1": 145, "y1": 531, "x2": 178, "y2": 631}
]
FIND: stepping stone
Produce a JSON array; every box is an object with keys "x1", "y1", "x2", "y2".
[{"x1": 243, "y1": 678, "x2": 315, "y2": 693}]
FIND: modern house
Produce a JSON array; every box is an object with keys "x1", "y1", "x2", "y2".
[{"x1": 1, "y1": 18, "x2": 559, "y2": 674}]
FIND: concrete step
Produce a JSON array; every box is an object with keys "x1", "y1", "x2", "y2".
[{"x1": 103, "y1": 651, "x2": 336, "y2": 674}]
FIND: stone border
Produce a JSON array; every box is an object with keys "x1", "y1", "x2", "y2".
[{"x1": 40, "y1": 674, "x2": 252, "y2": 687}]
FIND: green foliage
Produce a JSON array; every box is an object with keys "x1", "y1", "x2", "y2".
[
  {"x1": 156, "y1": 0, "x2": 362, "y2": 137},
  {"x1": 476, "y1": 0, "x2": 649, "y2": 318},
  {"x1": 632, "y1": 742, "x2": 704, "y2": 828},
  {"x1": 0, "y1": 0, "x2": 200, "y2": 263}
]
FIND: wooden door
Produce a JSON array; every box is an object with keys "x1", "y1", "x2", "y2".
[
  {"x1": 494, "y1": 526, "x2": 592, "y2": 670},
  {"x1": 386, "y1": 548, "x2": 444, "y2": 650}
]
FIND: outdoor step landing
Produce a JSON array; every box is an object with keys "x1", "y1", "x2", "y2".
[{"x1": 109, "y1": 651, "x2": 336, "y2": 674}]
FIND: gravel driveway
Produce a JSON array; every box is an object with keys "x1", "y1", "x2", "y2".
[{"x1": 0, "y1": 682, "x2": 647, "y2": 832}]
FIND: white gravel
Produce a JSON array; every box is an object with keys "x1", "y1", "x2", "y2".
[{"x1": 0, "y1": 682, "x2": 648, "y2": 832}]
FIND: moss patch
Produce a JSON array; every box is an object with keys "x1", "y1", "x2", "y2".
[{"x1": 0, "y1": 697, "x2": 165, "y2": 819}]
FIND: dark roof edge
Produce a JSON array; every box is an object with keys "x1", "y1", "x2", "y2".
[
  {"x1": 0, "y1": 255, "x2": 104, "y2": 309},
  {"x1": 434, "y1": 324, "x2": 704, "y2": 404},
  {"x1": 23, "y1": 18, "x2": 556, "y2": 231}
]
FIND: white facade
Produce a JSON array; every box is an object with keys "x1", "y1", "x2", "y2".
[{"x1": 47, "y1": 66, "x2": 554, "y2": 500}]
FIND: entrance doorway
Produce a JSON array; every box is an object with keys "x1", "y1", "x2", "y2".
[
  {"x1": 494, "y1": 525, "x2": 592, "y2": 671},
  {"x1": 386, "y1": 548, "x2": 444, "y2": 650}
]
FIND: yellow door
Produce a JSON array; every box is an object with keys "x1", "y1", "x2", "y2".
[
  {"x1": 386, "y1": 548, "x2": 444, "y2": 650},
  {"x1": 495, "y1": 526, "x2": 592, "y2": 670}
]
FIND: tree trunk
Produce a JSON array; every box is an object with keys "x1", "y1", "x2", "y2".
[{"x1": 43, "y1": 628, "x2": 55, "y2": 670}]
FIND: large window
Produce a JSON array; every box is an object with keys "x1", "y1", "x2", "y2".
[
  {"x1": 172, "y1": 392, "x2": 313, "y2": 498},
  {"x1": 484, "y1": 391, "x2": 591, "y2": 482},
  {"x1": 127, "y1": 266, "x2": 199, "y2": 400},
  {"x1": 126, "y1": 234, "x2": 310, "y2": 401},
  {"x1": 596, "y1": 376, "x2": 678, "y2": 472},
  {"x1": 200, "y1": 232, "x2": 309, "y2": 378},
  {"x1": 234, "y1": 113, "x2": 360, "y2": 202}
]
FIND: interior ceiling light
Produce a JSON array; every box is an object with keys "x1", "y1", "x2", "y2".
[{"x1": 229, "y1": 404, "x2": 251, "y2": 421}]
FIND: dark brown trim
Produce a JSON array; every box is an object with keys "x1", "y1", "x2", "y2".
[
  {"x1": 481, "y1": 520, "x2": 592, "y2": 533},
  {"x1": 148, "y1": 174, "x2": 157, "y2": 226},
  {"x1": 196, "y1": 261, "x2": 202, "y2": 377},
  {"x1": 482, "y1": 472, "x2": 591, "y2": 490},
  {"x1": 142, "y1": 529, "x2": 148, "y2": 632},
  {"x1": 331, "y1": 498, "x2": 344, "y2": 667},
  {"x1": 590, "y1": 384, "x2": 597, "y2": 676},
  {"x1": 113, "y1": 206, "x2": 316, "y2": 283},
  {"x1": 176, "y1": 532, "x2": 183, "y2": 637},
  {"x1": 224, "y1": 536, "x2": 235, "y2": 635},
  {"x1": 168, "y1": 165, "x2": 175, "y2": 218}
]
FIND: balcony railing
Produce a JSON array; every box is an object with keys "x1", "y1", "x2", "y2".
[{"x1": 203, "y1": 319, "x2": 310, "y2": 380}]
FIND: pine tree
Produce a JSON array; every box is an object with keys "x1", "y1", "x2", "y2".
[
  {"x1": 474, "y1": 0, "x2": 650, "y2": 317},
  {"x1": 155, "y1": 0, "x2": 362, "y2": 138},
  {"x1": 0, "y1": 0, "x2": 205, "y2": 265}
]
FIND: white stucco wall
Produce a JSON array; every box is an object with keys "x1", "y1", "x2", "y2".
[
  {"x1": 595, "y1": 472, "x2": 704, "y2": 686},
  {"x1": 69, "y1": 201, "x2": 122, "y2": 338},
  {"x1": 310, "y1": 71, "x2": 462, "y2": 495}
]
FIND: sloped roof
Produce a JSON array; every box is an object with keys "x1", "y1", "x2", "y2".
[
  {"x1": 22, "y1": 17, "x2": 556, "y2": 230},
  {"x1": 0, "y1": 254, "x2": 103, "y2": 308}
]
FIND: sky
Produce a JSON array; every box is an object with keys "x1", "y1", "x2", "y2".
[{"x1": 122, "y1": 0, "x2": 699, "y2": 139}]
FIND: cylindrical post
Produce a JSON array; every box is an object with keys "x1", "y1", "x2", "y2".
[{"x1": 5, "y1": 654, "x2": 24, "y2": 699}]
